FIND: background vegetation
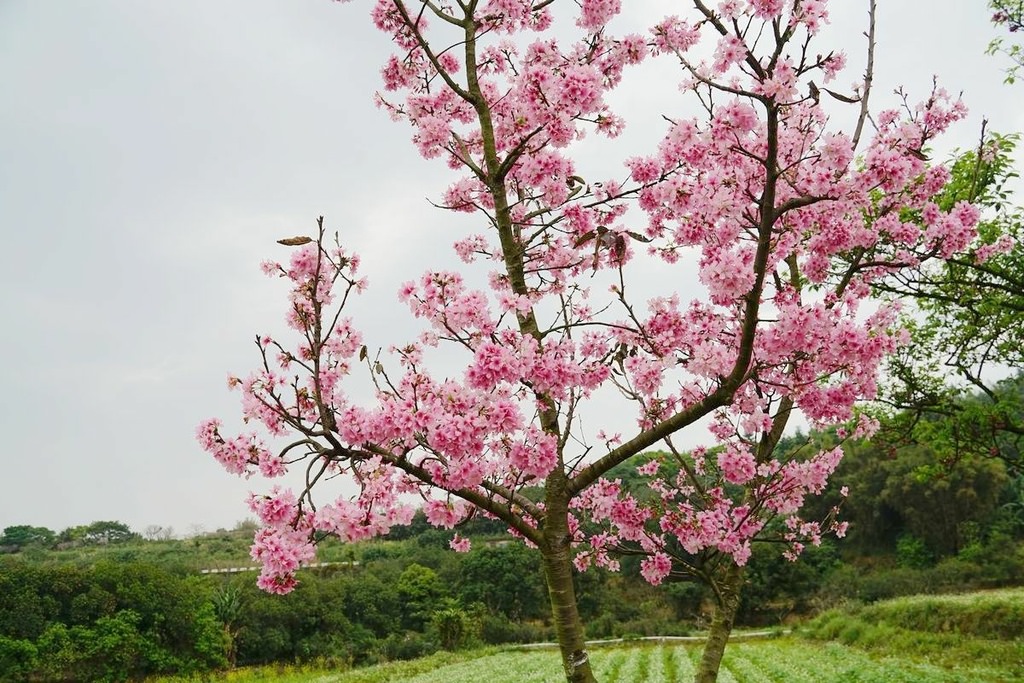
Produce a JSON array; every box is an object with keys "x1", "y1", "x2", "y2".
[
  {"x1": 143, "y1": 589, "x2": 1024, "y2": 683},
  {"x1": 2, "y1": 394, "x2": 1022, "y2": 681}
]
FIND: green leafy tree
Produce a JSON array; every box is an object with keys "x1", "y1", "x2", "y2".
[
  {"x1": 31, "y1": 609, "x2": 178, "y2": 683},
  {"x1": 878, "y1": 132, "x2": 1024, "y2": 472},
  {"x1": 210, "y1": 584, "x2": 243, "y2": 667},
  {"x1": 430, "y1": 602, "x2": 472, "y2": 651},
  {"x1": 232, "y1": 592, "x2": 294, "y2": 666},
  {"x1": 397, "y1": 563, "x2": 448, "y2": 631},
  {"x1": 83, "y1": 520, "x2": 139, "y2": 545},
  {"x1": 231, "y1": 572, "x2": 371, "y2": 667},
  {"x1": 879, "y1": 446, "x2": 1010, "y2": 556},
  {"x1": 32, "y1": 622, "x2": 79, "y2": 682},
  {"x1": 74, "y1": 609, "x2": 150, "y2": 683},
  {"x1": 0, "y1": 560, "x2": 49, "y2": 640},
  {"x1": 188, "y1": 603, "x2": 230, "y2": 674},
  {"x1": 69, "y1": 582, "x2": 118, "y2": 625},
  {"x1": 802, "y1": 433, "x2": 1011, "y2": 559},
  {"x1": 740, "y1": 539, "x2": 841, "y2": 622},
  {"x1": 0, "y1": 525, "x2": 55, "y2": 549},
  {"x1": 55, "y1": 520, "x2": 139, "y2": 546},
  {"x1": 459, "y1": 544, "x2": 546, "y2": 622}
]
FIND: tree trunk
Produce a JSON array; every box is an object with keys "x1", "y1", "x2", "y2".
[
  {"x1": 541, "y1": 542, "x2": 596, "y2": 683},
  {"x1": 694, "y1": 563, "x2": 745, "y2": 683},
  {"x1": 225, "y1": 625, "x2": 237, "y2": 668},
  {"x1": 541, "y1": 480, "x2": 597, "y2": 683}
]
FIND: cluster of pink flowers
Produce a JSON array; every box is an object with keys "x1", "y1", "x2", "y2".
[
  {"x1": 574, "y1": 443, "x2": 847, "y2": 573},
  {"x1": 251, "y1": 525, "x2": 316, "y2": 594},
  {"x1": 196, "y1": 418, "x2": 280, "y2": 478}
]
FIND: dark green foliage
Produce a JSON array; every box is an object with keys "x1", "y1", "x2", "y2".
[
  {"x1": 397, "y1": 564, "x2": 448, "y2": 630},
  {"x1": 0, "y1": 525, "x2": 55, "y2": 549},
  {"x1": 800, "y1": 433, "x2": 1013, "y2": 559},
  {"x1": 378, "y1": 631, "x2": 437, "y2": 662},
  {"x1": 0, "y1": 560, "x2": 50, "y2": 640},
  {"x1": 458, "y1": 543, "x2": 546, "y2": 621},
  {"x1": 576, "y1": 571, "x2": 685, "y2": 638},
  {"x1": 740, "y1": 540, "x2": 842, "y2": 622},
  {"x1": 0, "y1": 636, "x2": 36, "y2": 680},
  {"x1": 895, "y1": 535, "x2": 934, "y2": 569},
  {"x1": 430, "y1": 603, "x2": 472, "y2": 651},
  {"x1": 0, "y1": 559, "x2": 226, "y2": 681},
  {"x1": 385, "y1": 510, "x2": 507, "y2": 542},
  {"x1": 57, "y1": 520, "x2": 140, "y2": 546},
  {"x1": 231, "y1": 572, "x2": 364, "y2": 666},
  {"x1": 340, "y1": 572, "x2": 402, "y2": 639},
  {"x1": 473, "y1": 611, "x2": 550, "y2": 644}
]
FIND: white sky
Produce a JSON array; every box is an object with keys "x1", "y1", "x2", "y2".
[{"x1": 1, "y1": 1, "x2": 1021, "y2": 537}]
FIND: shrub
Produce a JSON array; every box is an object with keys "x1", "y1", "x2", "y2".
[
  {"x1": 0, "y1": 635, "x2": 37, "y2": 681},
  {"x1": 896, "y1": 535, "x2": 934, "y2": 569},
  {"x1": 378, "y1": 632, "x2": 437, "y2": 662},
  {"x1": 431, "y1": 606, "x2": 472, "y2": 651}
]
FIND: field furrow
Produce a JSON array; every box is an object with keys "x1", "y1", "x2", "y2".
[
  {"x1": 721, "y1": 648, "x2": 774, "y2": 683},
  {"x1": 671, "y1": 644, "x2": 696, "y2": 682},
  {"x1": 734, "y1": 642, "x2": 823, "y2": 682},
  {"x1": 593, "y1": 648, "x2": 627, "y2": 680},
  {"x1": 735, "y1": 640, "x2": 1001, "y2": 683},
  {"x1": 646, "y1": 646, "x2": 666, "y2": 682},
  {"x1": 684, "y1": 646, "x2": 737, "y2": 683},
  {"x1": 611, "y1": 647, "x2": 644, "y2": 681}
]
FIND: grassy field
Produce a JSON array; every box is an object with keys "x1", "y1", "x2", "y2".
[{"x1": 156, "y1": 589, "x2": 1024, "y2": 682}]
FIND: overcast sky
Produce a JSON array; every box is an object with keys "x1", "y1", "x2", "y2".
[{"x1": 1, "y1": 1, "x2": 1021, "y2": 537}]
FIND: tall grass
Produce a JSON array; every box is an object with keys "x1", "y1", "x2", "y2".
[{"x1": 801, "y1": 588, "x2": 1024, "y2": 672}]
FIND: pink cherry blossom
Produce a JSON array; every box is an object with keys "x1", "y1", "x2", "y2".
[
  {"x1": 640, "y1": 552, "x2": 672, "y2": 585},
  {"x1": 449, "y1": 534, "x2": 472, "y2": 552}
]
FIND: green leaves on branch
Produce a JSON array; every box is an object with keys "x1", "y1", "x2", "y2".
[
  {"x1": 877, "y1": 132, "x2": 1024, "y2": 472},
  {"x1": 987, "y1": 1, "x2": 1024, "y2": 84}
]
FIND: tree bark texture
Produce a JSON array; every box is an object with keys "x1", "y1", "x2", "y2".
[
  {"x1": 694, "y1": 562, "x2": 745, "y2": 683},
  {"x1": 541, "y1": 485, "x2": 597, "y2": 683}
]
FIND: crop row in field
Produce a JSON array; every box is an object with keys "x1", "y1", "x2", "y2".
[{"x1": 315, "y1": 639, "x2": 1018, "y2": 683}]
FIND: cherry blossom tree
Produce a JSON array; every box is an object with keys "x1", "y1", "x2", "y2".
[{"x1": 199, "y1": 1, "x2": 982, "y2": 681}]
